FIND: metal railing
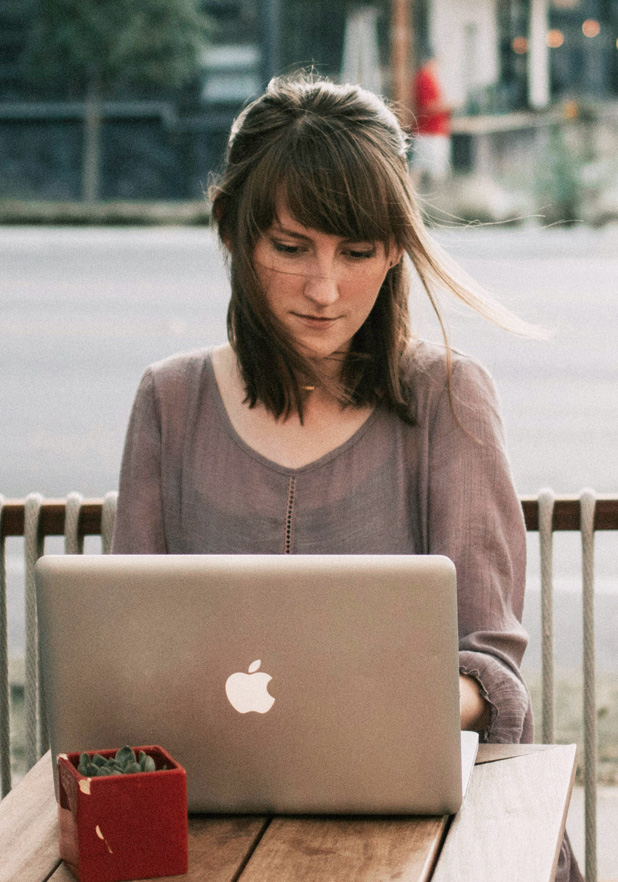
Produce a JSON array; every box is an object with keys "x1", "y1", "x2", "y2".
[
  {"x1": 1, "y1": 490, "x2": 617, "y2": 882},
  {"x1": 0, "y1": 493, "x2": 118, "y2": 793}
]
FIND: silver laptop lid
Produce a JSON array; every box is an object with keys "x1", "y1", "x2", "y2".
[{"x1": 36, "y1": 553, "x2": 463, "y2": 814}]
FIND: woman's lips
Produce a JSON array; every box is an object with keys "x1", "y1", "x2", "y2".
[{"x1": 293, "y1": 313, "x2": 338, "y2": 328}]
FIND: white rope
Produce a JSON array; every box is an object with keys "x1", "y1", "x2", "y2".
[
  {"x1": 24, "y1": 493, "x2": 43, "y2": 770},
  {"x1": 580, "y1": 488, "x2": 597, "y2": 882},
  {"x1": 0, "y1": 496, "x2": 11, "y2": 796},
  {"x1": 538, "y1": 488, "x2": 555, "y2": 745},
  {"x1": 64, "y1": 492, "x2": 84, "y2": 555},
  {"x1": 101, "y1": 491, "x2": 118, "y2": 554}
]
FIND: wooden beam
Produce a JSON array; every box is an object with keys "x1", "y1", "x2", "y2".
[
  {"x1": 2, "y1": 497, "x2": 618, "y2": 538},
  {"x1": 0, "y1": 500, "x2": 102, "y2": 538},
  {"x1": 520, "y1": 496, "x2": 618, "y2": 531}
]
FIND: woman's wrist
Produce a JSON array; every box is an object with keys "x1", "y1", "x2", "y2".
[{"x1": 459, "y1": 673, "x2": 491, "y2": 733}]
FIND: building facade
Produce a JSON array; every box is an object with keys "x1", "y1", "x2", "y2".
[{"x1": 1, "y1": 0, "x2": 617, "y2": 201}]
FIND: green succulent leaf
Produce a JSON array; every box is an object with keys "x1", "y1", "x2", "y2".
[
  {"x1": 124, "y1": 761, "x2": 142, "y2": 774},
  {"x1": 92, "y1": 754, "x2": 107, "y2": 767},
  {"x1": 115, "y1": 746, "x2": 136, "y2": 767},
  {"x1": 141, "y1": 755, "x2": 156, "y2": 772},
  {"x1": 85, "y1": 762, "x2": 100, "y2": 776}
]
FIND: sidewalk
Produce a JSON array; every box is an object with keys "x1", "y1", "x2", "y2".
[{"x1": 567, "y1": 786, "x2": 618, "y2": 881}]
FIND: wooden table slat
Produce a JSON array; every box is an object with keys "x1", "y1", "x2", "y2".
[
  {"x1": 47, "y1": 815, "x2": 270, "y2": 882},
  {"x1": 238, "y1": 815, "x2": 448, "y2": 882},
  {"x1": 168, "y1": 816, "x2": 269, "y2": 882},
  {"x1": 474, "y1": 743, "x2": 557, "y2": 765},
  {"x1": 0, "y1": 755, "x2": 60, "y2": 882},
  {"x1": 431, "y1": 744, "x2": 577, "y2": 882}
]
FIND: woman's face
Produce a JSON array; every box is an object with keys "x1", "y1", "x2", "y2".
[{"x1": 253, "y1": 205, "x2": 400, "y2": 364}]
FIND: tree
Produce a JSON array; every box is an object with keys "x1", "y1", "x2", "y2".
[{"x1": 21, "y1": 0, "x2": 211, "y2": 202}]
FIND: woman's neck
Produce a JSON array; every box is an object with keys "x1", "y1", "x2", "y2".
[{"x1": 211, "y1": 344, "x2": 374, "y2": 469}]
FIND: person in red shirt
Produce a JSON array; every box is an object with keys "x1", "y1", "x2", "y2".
[{"x1": 410, "y1": 50, "x2": 453, "y2": 189}]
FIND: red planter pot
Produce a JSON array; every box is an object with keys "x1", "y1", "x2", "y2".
[{"x1": 57, "y1": 745, "x2": 188, "y2": 882}]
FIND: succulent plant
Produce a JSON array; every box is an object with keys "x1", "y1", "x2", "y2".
[{"x1": 77, "y1": 745, "x2": 166, "y2": 777}]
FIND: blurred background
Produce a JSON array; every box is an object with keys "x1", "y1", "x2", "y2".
[
  {"x1": 1, "y1": 0, "x2": 618, "y2": 222},
  {"x1": 1, "y1": 2, "x2": 618, "y2": 873}
]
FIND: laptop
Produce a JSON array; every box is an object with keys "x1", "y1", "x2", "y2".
[{"x1": 36, "y1": 553, "x2": 478, "y2": 815}]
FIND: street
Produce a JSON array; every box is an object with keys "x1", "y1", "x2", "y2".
[{"x1": 2, "y1": 223, "x2": 618, "y2": 498}]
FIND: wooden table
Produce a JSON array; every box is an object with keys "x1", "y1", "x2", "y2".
[{"x1": 0, "y1": 744, "x2": 576, "y2": 882}]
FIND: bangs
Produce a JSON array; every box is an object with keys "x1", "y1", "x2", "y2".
[{"x1": 239, "y1": 116, "x2": 408, "y2": 246}]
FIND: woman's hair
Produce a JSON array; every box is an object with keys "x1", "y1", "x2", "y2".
[{"x1": 210, "y1": 72, "x2": 532, "y2": 424}]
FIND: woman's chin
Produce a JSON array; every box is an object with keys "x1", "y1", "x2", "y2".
[
  {"x1": 298, "y1": 346, "x2": 349, "y2": 372},
  {"x1": 292, "y1": 334, "x2": 351, "y2": 361}
]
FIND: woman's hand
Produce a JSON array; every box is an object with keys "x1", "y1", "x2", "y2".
[{"x1": 459, "y1": 674, "x2": 491, "y2": 733}]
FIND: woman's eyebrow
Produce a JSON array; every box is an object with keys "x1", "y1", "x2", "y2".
[
  {"x1": 271, "y1": 222, "x2": 375, "y2": 245},
  {"x1": 270, "y1": 222, "x2": 311, "y2": 241}
]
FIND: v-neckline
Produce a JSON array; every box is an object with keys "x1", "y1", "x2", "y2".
[{"x1": 206, "y1": 353, "x2": 379, "y2": 475}]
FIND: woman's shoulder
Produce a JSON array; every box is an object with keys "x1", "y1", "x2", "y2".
[
  {"x1": 131, "y1": 348, "x2": 218, "y2": 421},
  {"x1": 146, "y1": 346, "x2": 214, "y2": 376},
  {"x1": 141, "y1": 347, "x2": 215, "y2": 392},
  {"x1": 402, "y1": 339, "x2": 500, "y2": 427},
  {"x1": 405, "y1": 339, "x2": 494, "y2": 391}
]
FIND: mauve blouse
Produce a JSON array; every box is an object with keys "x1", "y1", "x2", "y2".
[
  {"x1": 111, "y1": 338, "x2": 582, "y2": 881},
  {"x1": 112, "y1": 340, "x2": 533, "y2": 744}
]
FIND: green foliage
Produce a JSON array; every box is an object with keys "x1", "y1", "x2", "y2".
[
  {"x1": 21, "y1": 0, "x2": 211, "y2": 95},
  {"x1": 77, "y1": 746, "x2": 166, "y2": 777}
]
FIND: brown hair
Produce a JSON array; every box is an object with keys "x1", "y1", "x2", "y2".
[{"x1": 210, "y1": 73, "x2": 533, "y2": 424}]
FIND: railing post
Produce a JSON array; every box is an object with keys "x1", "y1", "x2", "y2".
[
  {"x1": 538, "y1": 488, "x2": 555, "y2": 744},
  {"x1": 24, "y1": 493, "x2": 44, "y2": 770},
  {"x1": 0, "y1": 495, "x2": 11, "y2": 797},
  {"x1": 580, "y1": 488, "x2": 597, "y2": 882},
  {"x1": 101, "y1": 491, "x2": 118, "y2": 554},
  {"x1": 64, "y1": 491, "x2": 85, "y2": 555}
]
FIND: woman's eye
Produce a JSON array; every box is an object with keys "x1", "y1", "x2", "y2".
[
  {"x1": 346, "y1": 248, "x2": 376, "y2": 260},
  {"x1": 272, "y1": 241, "x2": 302, "y2": 255}
]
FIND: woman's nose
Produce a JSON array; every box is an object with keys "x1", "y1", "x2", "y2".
[
  {"x1": 304, "y1": 273, "x2": 339, "y2": 305},
  {"x1": 303, "y1": 260, "x2": 340, "y2": 305}
]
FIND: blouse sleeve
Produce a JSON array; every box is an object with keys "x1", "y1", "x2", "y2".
[
  {"x1": 427, "y1": 355, "x2": 532, "y2": 743},
  {"x1": 111, "y1": 368, "x2": 167, "y2": 553}
]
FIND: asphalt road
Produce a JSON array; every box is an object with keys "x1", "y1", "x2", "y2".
[
  {"x1": 1, "y1": 223, "x2": 618, "y2": 661},
  {"x1": 2, "y1": 223, "x2": 617, "y2": 499}
]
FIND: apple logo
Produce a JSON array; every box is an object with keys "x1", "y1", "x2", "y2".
[{"x1": 225, "y1": 659, "x2": 275, "y2": 714}]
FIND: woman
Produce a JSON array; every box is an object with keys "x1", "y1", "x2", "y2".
[{"x1": 112, "y1": 75, "x2": 579, "y2": 880}]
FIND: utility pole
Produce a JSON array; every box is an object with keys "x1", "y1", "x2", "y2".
[
  {"x1": 390, "y1": 0, "x2": 414, "y2": 126},
  {"x1": 261, "y1": 0, "x2": 281, "y2": 87}
]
